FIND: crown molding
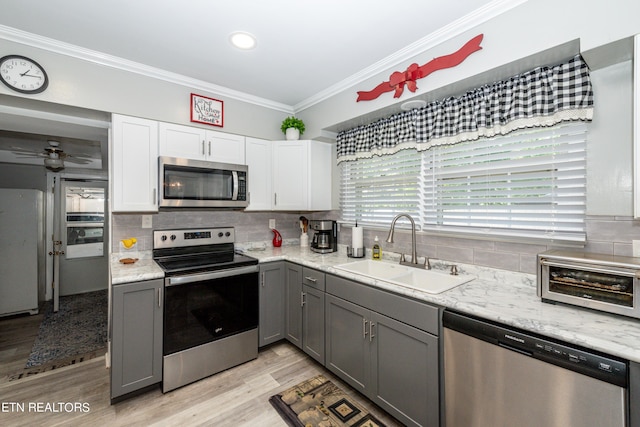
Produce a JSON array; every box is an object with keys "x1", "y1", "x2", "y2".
[
  {"x1": 294, "y1": 0, "x2": 527, "y2": 112},
  {"x1": 0, "y1": 25, "x2": 295, "y2": 114}
]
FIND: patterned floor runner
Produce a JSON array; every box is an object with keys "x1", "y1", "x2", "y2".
[{"x1": 269, "y1": 375, "x2": 386, "y2": 427}]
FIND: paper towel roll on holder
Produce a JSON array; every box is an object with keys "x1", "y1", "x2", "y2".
[{"x1": 348, "y1": 222, "x2": 365, "y2": 258}]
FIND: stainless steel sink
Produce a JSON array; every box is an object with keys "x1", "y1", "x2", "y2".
[{"x1": 333, "y1": 259, "x2": 474, "y2": 294}]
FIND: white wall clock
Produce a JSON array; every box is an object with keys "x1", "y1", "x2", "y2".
[{"x1": 0, "y1": 55, "x2": 49, "y2": 94}]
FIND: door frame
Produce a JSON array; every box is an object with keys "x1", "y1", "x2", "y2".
[{"x1": 45, "y1": 171, "x2": 108, "y2": 305}]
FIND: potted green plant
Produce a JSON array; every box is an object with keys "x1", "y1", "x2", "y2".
[{"x1": 281, "y1": 116, "x2": 305, "y2": 140}]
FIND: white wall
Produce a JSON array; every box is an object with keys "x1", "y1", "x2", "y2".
[
  {"x1": 0, "y1": 39, "x2": 289, "y2": 141},
  {"x1": 587, "y1": 61, "x2": 633, "y2": 215}
]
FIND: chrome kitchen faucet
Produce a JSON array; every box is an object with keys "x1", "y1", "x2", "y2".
[{"x1": 386, "y1": 213, "x2": 430, "y2": 269}]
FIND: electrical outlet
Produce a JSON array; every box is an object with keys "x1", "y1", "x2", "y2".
[
  {"x1": 142, "y1": 215, "x2": 153, "y2": 229},
  {"x1": 633, "y1": 240, "x2": 640, "y2": 257},
  {"x1": 269, "y1": 219, "x2": 276, "y2": 229}
]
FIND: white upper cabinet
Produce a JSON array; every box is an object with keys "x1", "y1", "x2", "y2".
[
  {"x1": 246, "y1": 139, "x2": 332, "y2": 211},
  {"x1": 209, "y1": 130, "x2": 245, "y2": 165},
  {"x1": 272, "y1": 141, "x2": 309, "y2": 210},
  {"x1": 158, "y1": 122, "x2": 245, "y2": 164},
  {"x1": 158, "y1": 122, "x2": 205, "y2": 159},
  {"x1": 110, "y1": 115, "x2": 330, "y2": 213},
  {"x1": 245, "y1": 137, "x2": 273, "y2": 210},
  {"x1": 307, "y1": 140, "x2": 332, "y2": 211},
  {"x1": 111, "y1": 114, "x2": 159, "y2": 212}
]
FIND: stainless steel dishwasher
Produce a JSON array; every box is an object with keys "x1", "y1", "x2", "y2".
[{"x1": 443, "y1": 310, "x2": 629, "y2": 427}]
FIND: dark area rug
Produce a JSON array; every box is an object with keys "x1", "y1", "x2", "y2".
[
  {"x1": 7, "y1": 350, "x2": 104, "y2": 381},
  {"x1": 269, "y1": 375, "x2": 386, "y2": 427},
  {"x1": 25, "y1": 290, "x2": 107, "y2": 369}
]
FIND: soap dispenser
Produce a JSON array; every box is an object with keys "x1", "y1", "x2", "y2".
[
  {"x1": 372, "y1": 236, "x2": 382, "y2": 260},
  {"x1": 272, "y1": 229, "x2": 282, "y2": 247}
]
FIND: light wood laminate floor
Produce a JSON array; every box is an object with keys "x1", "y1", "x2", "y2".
[{"x1": 0, "y1": 341, "x2": 401, "y2": 426}]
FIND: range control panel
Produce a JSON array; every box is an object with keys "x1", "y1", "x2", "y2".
[
  {"x1": 502, "y1": 331, "x2": 628, "y2": 387},
  {"x1": 153, "y1": 227, "x2": 235, "y2": 249}
]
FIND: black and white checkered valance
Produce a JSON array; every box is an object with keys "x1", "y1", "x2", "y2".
[{"x1": 337, "y1": 55, "x2": 593, "y2": 163}]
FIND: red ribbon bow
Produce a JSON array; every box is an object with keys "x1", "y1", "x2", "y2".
[{"x1": 389, "y1": 63, "x2": 420, "y2": 98}]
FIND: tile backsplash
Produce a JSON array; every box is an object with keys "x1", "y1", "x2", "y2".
[
  {"x1": 111, "y1": 210, "x2": 338, "y2": 253},
  {"x1": 338, "y1": 215, "x2": 640, "y2": 275},
  {"x1": 112, "y1": 211, "x2": 640, "y2": 275}
]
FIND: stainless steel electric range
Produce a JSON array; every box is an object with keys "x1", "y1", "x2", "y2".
[{"x1": 153, "y1": 227, "x2": 259, "y2": 393}]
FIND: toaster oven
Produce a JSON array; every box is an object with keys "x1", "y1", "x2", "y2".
[{"x1": 537, "y1": 249, "x2": 640, "y2": 319}]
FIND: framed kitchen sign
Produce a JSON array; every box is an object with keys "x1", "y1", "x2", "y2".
[{"x1": 190, "y1": 93, "x2": 223, "y2": 127}]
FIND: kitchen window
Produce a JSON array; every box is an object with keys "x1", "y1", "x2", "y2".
[{"x1": 340, "y1": 122, "x2": 587, "y2": 244}]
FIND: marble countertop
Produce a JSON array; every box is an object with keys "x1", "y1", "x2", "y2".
[
  {"x1": 110, "y1": 244, "x2": 640, "y2": 363},
  {"x1": 110, "y1": 251, "x2": 164, "y2": 285}
]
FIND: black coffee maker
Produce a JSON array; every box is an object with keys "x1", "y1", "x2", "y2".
[{"x1": 309, "y1": 220, "x2": 338, "y2": 254}]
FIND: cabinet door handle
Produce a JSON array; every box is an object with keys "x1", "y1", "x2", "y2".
[
  {"x1": 157, "y1": 287, "x2": 162, "y2": 308},
  {"x1": 363, "y1": 318, "x2": 368, "y2": 339},
  {"x1": 304, "y1": 276, "x2": 317, "y2": 283},
  {"x1": 208, "y1": 141, "x2": 211, "y2": 156},
  {"x1": 301, "y1": 291, "x2": 306, "y2": 307},
  {"x1": 369, "y1": 321, "x2": 375, "y2": 342},
  {"x1": 202, "y1": 140, "x2": 205, "y2": 155},
  {"x1": 152, "y1": 188, "x2": 157, "y2": 204},
  {"x1": 274, "y1": 193, "x2": 277, "y2": 206},
  {"x1": 261, "y1": 272, "x2": 265, "y2": 287}
]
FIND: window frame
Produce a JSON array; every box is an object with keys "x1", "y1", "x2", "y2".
[{"x1": 339, "y1": 122, "x2": 587, "y2": 244}]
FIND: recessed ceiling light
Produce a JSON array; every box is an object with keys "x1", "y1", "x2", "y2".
[
  {"x1": 229, "y1": 32, "x2": 257, "y2": 50},
  {"x1": 400, "y1": 99, "x2": 427, "y2": 111}
]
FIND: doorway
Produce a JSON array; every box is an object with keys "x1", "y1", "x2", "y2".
[
  {"x1": 1, "y1": 174, "x2": 110, "y2": 382},
  {"x1": 58, "y1": 179, "x2": 108, "y2": 298},
  {"x1": 48, "y1": 175, "x2": 109, "y2": 308},
  {"x1": 14, "y1": 174, "x2": 109, "y2": 377},
  {"x1": 0, "y1": 101, "x2": 110, "y2": 381}
]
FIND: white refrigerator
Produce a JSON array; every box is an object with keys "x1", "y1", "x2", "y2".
[{"x1": 0, "y1": 189, "x2": 44, "y2": 316}]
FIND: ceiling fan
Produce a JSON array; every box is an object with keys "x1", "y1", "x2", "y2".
[{"x1": 11, "y1": 140, "x2": 93, "y2": 171}]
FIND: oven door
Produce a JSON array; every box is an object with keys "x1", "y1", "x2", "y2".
[
  {"x1": 539, "y1": 259, "x2": 639, "y2": 318},
  {"x1": 163, "y1": 265, "x2": 259, "y2": 356}
]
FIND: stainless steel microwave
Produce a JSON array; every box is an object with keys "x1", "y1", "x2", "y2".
[
  {"x1": 537, "y1": 249, "x2": 640, "y2": 319},
  {"x1": 158, "y1": 156, "x2": 248, "y2": 208}
]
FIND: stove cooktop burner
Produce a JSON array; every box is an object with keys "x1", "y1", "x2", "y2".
[
  {"x1": 152, "y1": 227, "x2": 258, "y2": 275},
  {"x1": 155, "y1": 251, "x2": 258, "y2": 275}
]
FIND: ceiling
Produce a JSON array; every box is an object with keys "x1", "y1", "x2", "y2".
[{"x1": 0, "y1": 0, "x2": 513, "y2": 170}]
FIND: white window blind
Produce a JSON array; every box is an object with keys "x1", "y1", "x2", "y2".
[
  {"x1": 422, "y1": 123, "x2": 587, "y2": 242},
  {"x1": 340, "y1": 149, "x2": 421, "y2": 226},
  {"x1": 340, "y1": 122, "x2": 587, "y2": 243}
]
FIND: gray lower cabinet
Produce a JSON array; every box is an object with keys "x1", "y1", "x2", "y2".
[
  {"x1": 369, "y1": 310, "x2": 438, "y2": 427},
  {"x1": 259, "y1": 262, "x2": 285, "y2": 347},
  {"x1": 325, "y1": 294, "x2": 370, "y2": 393},
  {"x1": 285, "y1": 263, "x2": 303, "y2": 347},
  {"x1": 325, "y1": 274, "x2": 440, "y2": 427},
  {"x1": 301, "y1": 284, "x2": 325, "y2": 363},
  {"x1": 285, "y1": 262, "x2": 325, "y2": 364},
  {"x1": 111, "y1": 278, "x2": 163, "y2": 401}
]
